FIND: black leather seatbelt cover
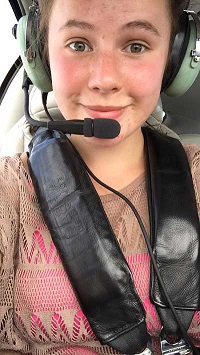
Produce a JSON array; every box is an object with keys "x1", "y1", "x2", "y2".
[
  {"x1": 28, "y1": 128, "x2": 148, "y2": 354},
  {"x1": 144, "y1": 127, "x2": 200, "y2": 335}
]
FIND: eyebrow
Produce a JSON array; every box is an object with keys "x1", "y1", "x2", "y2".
[
  {"x1": 59, "y1": 20, "x2": 95, "y2": 32},
  {"x1": 59, "y1": 19, "x2": 160, "y2": 37},
  {"x1": 121, "y1": 20, "x2": 160, "y2": 37}
]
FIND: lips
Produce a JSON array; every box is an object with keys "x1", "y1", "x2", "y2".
[{"x1": 83, "y1": 105, "x2": 126, "y2": 119}]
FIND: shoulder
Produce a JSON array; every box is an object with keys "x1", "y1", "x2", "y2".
[
  {"x1": 184, "y1": 144, "x2": 200, "y2": 173},
  {"x1": 0, "y1": 152, "x2": 30, "y2": 182},
  {"x1": 0, "y1": 153, "x2": 31, "y2": 207},
  {"x1": 184, "y1": 144, "x2": 200, "y2": 217}
]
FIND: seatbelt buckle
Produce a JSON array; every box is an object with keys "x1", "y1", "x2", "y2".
[
  {"x1": 134, "y1": 338, "x2": 154, "y2": 355},
  {"x1": 160, "y1": 330, "x2": 193, "y2": 355}
]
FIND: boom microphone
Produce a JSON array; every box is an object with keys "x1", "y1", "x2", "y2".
[{"x1": 26, "y1": 116, "x2": 121, "y2": 139}]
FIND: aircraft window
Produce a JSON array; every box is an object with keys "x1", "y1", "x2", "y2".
[{"x1": 0, "y1": 0, "x2": 19, "y2": 85}]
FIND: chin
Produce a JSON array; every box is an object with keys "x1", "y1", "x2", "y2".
[{"x1": 84, "y1": 135, "x2": 123, "y2": 147}]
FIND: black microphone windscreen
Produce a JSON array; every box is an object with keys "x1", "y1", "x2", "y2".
[{"x1": 93, "y1": 119, "x2": 121, "y2": 139}]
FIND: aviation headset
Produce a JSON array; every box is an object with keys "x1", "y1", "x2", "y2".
[{"x1": 17, "y1": 1, "x2": 200, "y2": 97}]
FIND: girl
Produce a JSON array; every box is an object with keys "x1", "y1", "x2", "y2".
[{"x1": 0, "y1": 0, "x2": 200, "y2": 354}]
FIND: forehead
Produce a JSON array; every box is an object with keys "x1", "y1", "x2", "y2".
[{"x1": 50, "y1": 0, "x2": 170, "y2": 26}]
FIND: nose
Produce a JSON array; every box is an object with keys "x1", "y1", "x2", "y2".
[{"x1": 88, "y1": 51, "x2": 122, "y2": 94}]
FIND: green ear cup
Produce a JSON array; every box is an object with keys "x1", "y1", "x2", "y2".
[
  {"x1": 17, "y1": 15, "x2": 52, "y2": 92},
  {"x1": 165, "y1": 20, "x2": 200, "y2": 97}
]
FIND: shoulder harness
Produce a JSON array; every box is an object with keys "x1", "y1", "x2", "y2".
[{"x1": 28, "y1": 126, "x2": 200, "y2": 355}]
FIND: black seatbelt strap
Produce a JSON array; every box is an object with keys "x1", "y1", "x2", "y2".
[
  {"x1": 28, "y1": 127, "x2": 200, "y2": 354},
  {"x1": 144, "y1": 127, "x2": 200, "y2": 336}
]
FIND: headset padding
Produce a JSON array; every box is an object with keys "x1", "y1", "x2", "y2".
[{"x1": 165, "y1": 18, "x2": 200, "y2": 97}]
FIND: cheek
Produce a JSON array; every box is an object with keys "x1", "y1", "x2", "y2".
[
  {"x1": 127, "y1": 55, "x2": 167, "y2": 100},
  {"x1": 49, "y1": 49, "x2": 86, "y2": 95}
]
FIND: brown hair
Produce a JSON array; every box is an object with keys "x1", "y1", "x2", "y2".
[
  {"x1": 169, "y1": 0, "x2": 190, "y2": 40},
  {"x1": 37, "y1": 0, "x2": 54, "y2": 60},
  {"x1": 37, "y1": 0, "x2": 190, "y2": 61}
]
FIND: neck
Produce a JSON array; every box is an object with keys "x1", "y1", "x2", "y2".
[{"x1": 71, "y1": 128, "x2": 145, "y2": 196}]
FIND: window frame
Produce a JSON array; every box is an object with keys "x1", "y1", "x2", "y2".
[{"x1": 0, "y1": 0, "x2": 24, "y2": 104}]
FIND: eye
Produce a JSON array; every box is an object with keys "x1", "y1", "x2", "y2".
[
  {"x1": 124, "y1": 43, "x2": 147, "y2": 54},
  {"x1": 67, "y1": 41, "x2": 91, "y2": 52}
]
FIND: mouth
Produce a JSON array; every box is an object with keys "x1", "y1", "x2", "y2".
[{"x1": 83, "y1": 105, "x2": 127, "y2": 119}]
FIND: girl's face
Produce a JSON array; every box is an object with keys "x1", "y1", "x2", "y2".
[{"x1": 48, "y1": 0, "x2": 171, "y2": 146}]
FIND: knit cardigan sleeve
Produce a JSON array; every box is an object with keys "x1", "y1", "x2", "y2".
[{"x1": 0, "y1": 155, "x2": 20, "y2": 347}]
